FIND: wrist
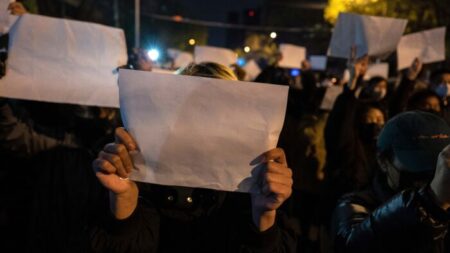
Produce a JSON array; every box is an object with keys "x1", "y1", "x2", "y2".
[
  {"x1": 407, "y1": 72, "x2": 418, "y2": 81},
  {"x1": 110, "y1": 185, "x2": 139, "y2": 220},
  {"x1": 252, "y1": 208, "x2": 276, "y2": 232}
]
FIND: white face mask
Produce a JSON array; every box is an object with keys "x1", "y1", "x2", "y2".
[
  {"x1": 369, "y1": 87, "x2": 387, "y2": 101},
  {"x1": 377, "y1": 88, "x2": 387, "y2": 100}
]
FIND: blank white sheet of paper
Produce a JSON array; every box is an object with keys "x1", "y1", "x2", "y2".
[
  {"x1": 119, "y1": 69, "x2": 289, "y2": 192},
  {"x1": 0, "y1": 14, "x2": 127, "y2": 107},
  {"x1": 397, "y1": 27, "x2": 446, "y2": 70},
  {"x1": 194, "y1": 45, "x2": 237, "y2": 67},
  {"x1": 278, "y1": 44, "x2": 306, "y2": 69},
  {"x1": 328, "y1": 13, "x2": 407, "y2": 59},
  {"x1": 310, "y1": 55, "x2": 327, "y2": 71}
]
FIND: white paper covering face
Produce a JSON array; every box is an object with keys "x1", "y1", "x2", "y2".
[
  {"x1": 364, "y1": 63, "x2": 389, "y2": 80},
  {"x1": 243, "y1": 59, "x2": 261, "y2": 81},
  {"x1": 310, "y1": 55, "x2": 327, "y2": 71},
  {"x1": 328, "y1": 13, "x2": 407, "y2": 59},
  {"x1": 0, "y1": 14, "x2": 127, "y2": 107},
  {"x1": 278, "y1": 44, "x2": 306, "y2": 69},
  {"x1": 397, "y1": 27, "x2": 446, "y2": 70},
  {"x1": 119, "y1": 69, "x2": 289, "y2": 192},
  {"x1": 194, "y1": 45, "x2": 237, "y2": 67}
]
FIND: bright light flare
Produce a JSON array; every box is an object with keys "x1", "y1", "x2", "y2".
[{"x1": 147, "y1": 49, "x2": 160, "y2": 61}]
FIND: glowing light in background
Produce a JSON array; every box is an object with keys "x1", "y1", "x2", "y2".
[
  {"x1": 270, "y1": 32, "x2": 277, "y2": 39},
  {"x1": 147, "y1": 49, "x2": 160, "y2": 61},
  {"x1": 188, "y1": 38, "x2": 196, "y2": 46},
  {"x1": 237, "y1": 57, "x2": 246, "y2": 67},
  {"x1": 244, "y1": 46, "x2": 251, "y2": 53},
  {"x1": 290, "y1": 69, "x2": 301, "y2": 77}
]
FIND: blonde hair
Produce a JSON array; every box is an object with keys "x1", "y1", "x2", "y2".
[{"x1": 176, "y1": 62, "x2": 238, "y2": 81}]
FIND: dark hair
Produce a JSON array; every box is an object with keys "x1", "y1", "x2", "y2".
[
  {"x1": 177, "y1": 62, "x2": 237, "y2": 80},
  {"x1": 407, "y1": 89, "x2": 442, "y2": 111},
  {"x1": 430, "y1": 68, "x2": 450, "y2": 86},
  {"x1": 359, "y1": 76, "x2": 387, "y2": 101},
  {"x1": 356, "y1": 102, "x2": 386, "y2": 125},
  {"x1": 368, "y1": 76, "x2": 387, "y2": 88}
]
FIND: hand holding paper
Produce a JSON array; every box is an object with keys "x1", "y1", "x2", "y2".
[
  {"x1": 347, "y1": 46, "x2": 368, "y2": 90},
  {"x1": 8, "y1": 2, "x2": 26, "y2": 15},
  {"x1": 92, "y1": 127, "x2": 139, "y2": 220},
  {"x1": 406, "y1": 58, "x2": 423, "y2": 81},
  {"x1": 251, "y1": 148, "x2": 292, "y2": 231},
  {"x1": 94, "y1": 127, "x2": 293, "y2": 229}
]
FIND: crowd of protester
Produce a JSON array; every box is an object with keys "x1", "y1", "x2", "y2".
[{"x1": 1, "y1": 2, "x2": 450, "y2": 253}]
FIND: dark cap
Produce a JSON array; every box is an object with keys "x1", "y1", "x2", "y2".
[{"x1": 377, "y1": 111, "x2": 450, "y2": 173}]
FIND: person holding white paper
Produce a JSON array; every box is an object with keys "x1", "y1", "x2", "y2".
[
  {"x1": 388, "y1": 58, "x2": 450, "y2": 126},
  {"x1": 332, "y1": 111, "x2": 450, "y2": 253},
  {"x1": 91, "y1": 63, "x2": 297, "y2": 253},
  {"x1": 388, "y1": 58, "x2": 425, "y2": 118},
  {"x1": 322, "y1": 47, "x2": 386, "y2": 225}
]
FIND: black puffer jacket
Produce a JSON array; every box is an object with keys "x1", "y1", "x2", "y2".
[
  {"x1": 90, "y1": 184, "x2": 298, "y2": 253},
  {"x1": 332, "y1": 174, "x2": 450, "y2": 253}
]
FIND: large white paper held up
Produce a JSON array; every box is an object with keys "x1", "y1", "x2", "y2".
[
  {"x1": 243, "y1": 59, "x2": 261, "y2": 81},
  {"x1": 364, "y1": 63, "x2": 389, "y2": 80},
  {"x1": 0, "y1": 14, "x2": 127, "y2": 107},
  {"x1": 397, "y1": 27, "x2": 446, "y2": 70},
  {"x1": 194, "y1": 45, "x2": 237, "y2": 67},
  {"x1": 278, "y1": 44, "x2": 306, "y2": 69},
  {"x1": 328, "y1": 13, "x2": 408, "y2": 59},
  {"x1": 119, "y1": 69, "x2": 289, "y2": 192}
]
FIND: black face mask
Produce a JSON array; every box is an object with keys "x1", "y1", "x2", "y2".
[
  {"x1": 360, "y1": 123, "x2": 383, "y2": 144},
  {"x1": 422, "y1": 109, "x2": 443, "y2": 118},
  {"x1": 397, "y1": 170, "x2": 434, "y2": 190}
]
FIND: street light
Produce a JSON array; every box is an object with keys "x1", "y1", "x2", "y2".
[{"x1": 270, "y1": 32, "x2": 277, "y2": 39}]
